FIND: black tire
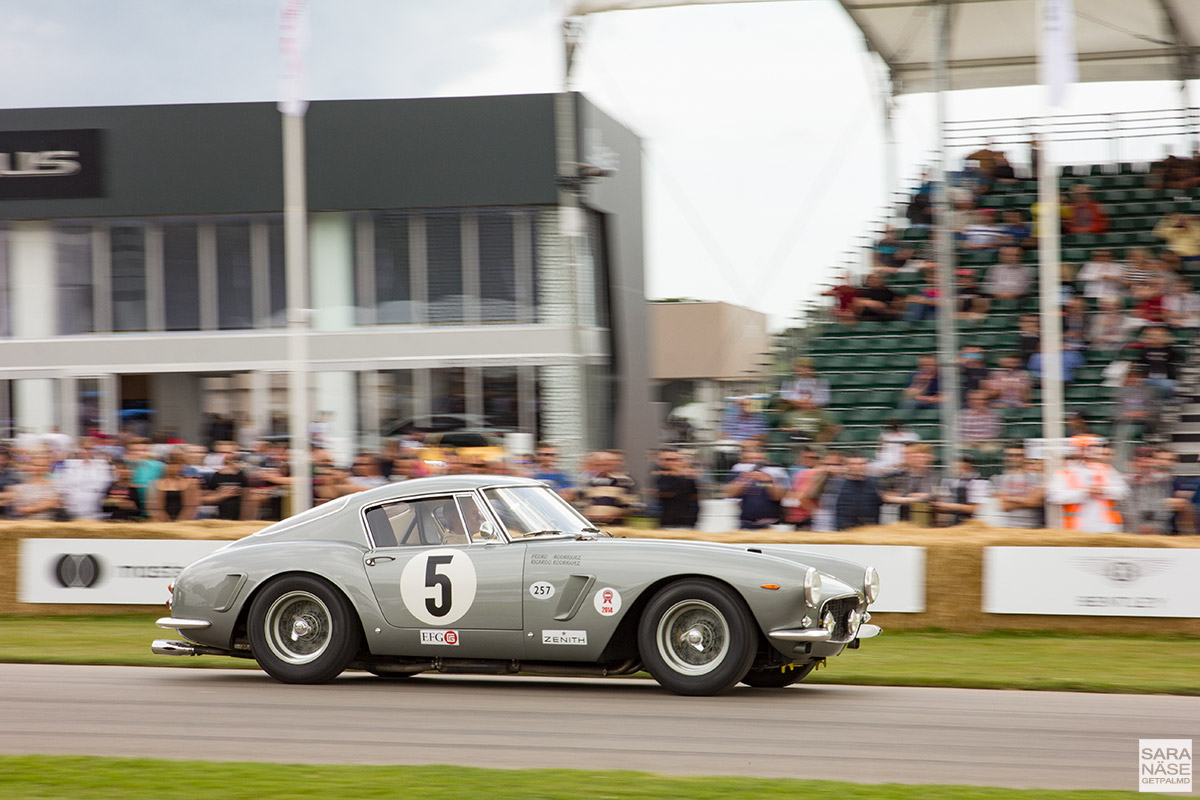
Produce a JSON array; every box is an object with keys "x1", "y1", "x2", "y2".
[
  {"x1": 247, "y1": 575, "x2": 361, "y2": 684},
  {"x1": 740, "y1": 662, "x2": 816, "y2": 688},
  {"x1": 637, "y1": 578, "x2": 757, "y2": 696}
]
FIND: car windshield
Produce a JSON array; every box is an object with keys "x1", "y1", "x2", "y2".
[{"x1": 483, "y1": 485, "x2": 596, "y2": 539}]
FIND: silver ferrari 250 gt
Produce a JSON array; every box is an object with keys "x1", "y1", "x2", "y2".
[{"x1": 154, "y1": 475, "x2": 880, "y2": 695}]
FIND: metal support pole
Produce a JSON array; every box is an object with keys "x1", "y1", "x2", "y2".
[
  {"x1": 1038, "y1": 119, "x2": 1066, "y2": 529},
  {"x1": 283, "y1": 112, "x2": 312, "y2": 513},
  {"x1": 932, "y1": 0, "x2": 962, "y2": 470}
]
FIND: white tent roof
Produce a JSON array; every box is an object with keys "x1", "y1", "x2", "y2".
[{"x1": 567, "y1": 0, "x2": 1200, "y2": 95}]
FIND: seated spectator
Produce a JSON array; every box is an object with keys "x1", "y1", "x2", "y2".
[
  {"x1": 1064, "y1": 184, "x2": 1108, "y2": 234},
  {"x1": 960, "y1": 210, "x2": 1005, "y2": 251},
  {"x1": 998, "y1": 209, "x2": 1033, "y2": 249},
  {"x1": 1116, "y1": 364, "x2": 1160, "y2": 439},
  {"x1": 986, "y1": 353, "x2": 1033, "y2": 408},
  {"x1": 581, "y1": 451, "x2": 639, "y2": 526},
  {"x1": 991, "y1": 447, "x2": 1045, "y2": 529},
  {"x1": 900, "y1": 355, "x2": 941, "y2": 409},
  {"x1": 781, "y1": 357, "x2": 830, "y2": 409},
  {"x1": 933, "y1": 455, "x2": 989, "y2": 526},
  {"x1": 1063, "y1": 296, "x2": 1090, "y2": 340},
  {"x1": 959, "y1": 390, "x2": 1003, "y2": 460},
  {"x1": 852, "y1": 271, "x2": 901, "y2": 321},
  {"x1": 821, "y1": 270, "x2": 858, "y2": 323},
  {"x1": 869, "y1": 418, "x2": 919, "y2": 477},
  {"x1": 1121, "y1": 447, "x2": 1175, "y2": 535},
  {"x1": 906, "y1": 180, "x2": 932, "y2": 226},
  {"x1": 956, "y1": 269, "x2": 991, "y2": 319},
  {"x1": 1148, "y1": 151, "x2": 1193, "y2": 192},
  {"x1": 724, "y1": 444, "x2": 788, "y2": 530},
  {"x1": 1153, "y1": 213, "x2": 1200, "y2": 262},
  {"x1": 722, "y1": 396, "x2": 766, "y2": 442},
  {"x1": 959, "y1": 345, "x2": 990, "y2": 401},
  {"x1": 651, "y1": 448, "x2": 699, "y2": 529},
  {"x1": 1133, "y1": 276, "x2": 1169, "y2": 326},
  {"x1": 780, "y1": 398, "x2": 841, "y2": 444},
  {"x1": 1121, "y1": 248, "x2": 1153, "y2": 294},
  {"x1": 1076, "y1": 248, "x2": 1126, "y2": 299},
  {"x1": 874, "y1": 225, "x2": 914, "y2": 271},
  {"x1": 1135, "y1": 325, "x2": 1182, "y2": 399},
  {"x1": 902, "y1": 272, "x2": 940, "y2": 322},
  {"x1": 1089, "y1": 295, "x2": 1129, "y2": 352},
  {"x1": 984, "y1": 245, "x2": 1033, "y2": 301},
  {"x1": 834, "y1": 454, "x2": 883, "y2": 531},
  {"x1": 992, "y1": 153, "x2": 1018, "y2": 184},
  {"x1": 881, "y1": 443, "x2": 938, "y2": 526},
  {"x1": 1028, "y1": 330, "x2": 1086, "y2": 383},
  {"x1": 1163, "y1": 277, "x2": 1200, "y2": 333}
]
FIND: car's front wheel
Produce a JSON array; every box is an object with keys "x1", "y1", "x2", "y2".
[
  {"x1": 740, "y1": 662, "x2": 816, "y2": 688},
  {"x1": 637, "y1": 579, "x2": 757, "y2": 696},
  {"x1": 248, "y1": 575, "x2": 360, "y2": 684}
]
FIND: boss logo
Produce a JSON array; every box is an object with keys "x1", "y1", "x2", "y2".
[
  {"x1": 0, "y1": 151, "x2": 81, "y2": 177},
  {"x1": 54, "y1": 554, "x2": 102, "y2": 589}
]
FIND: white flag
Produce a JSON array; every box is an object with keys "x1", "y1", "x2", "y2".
[
  {"x1": 1040, "y1": 0, "x2": 1077, "y2": 107},
  {"x1": 279, "y1": 0, "x2": 309, "y2": 117}
]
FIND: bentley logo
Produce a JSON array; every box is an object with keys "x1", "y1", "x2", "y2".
[
  {"x1": 54, "y1": 554, "x2": 102, "y2": 589},
  {"x1": 1072, "y1": 557, "x2": 1172, "y2": 584}
]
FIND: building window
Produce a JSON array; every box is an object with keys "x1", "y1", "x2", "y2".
[
  {"x1": 588, "y1": 211, "x2": 611, "y2": 329},
  {"x1": 482, "y1": 365, "x2": 519, "y2": 430},
  {"x1": 426, "y1": 212, "x2": 463, "y2": 324},
  {"x1": 374, "y1": 212, "x2": 414, "y2": 324},
  {"x1": 430, "y1": 367, "x2": 466, "y2": 416},
  {"x1": 216, "y1": 220, "x2": 253, "y2": 330},
  {"x1": 110, "y1": 223, "x2": 147, "y2": 332},
  {"x1": 55, "y1": 226, "x2": 95, "y2": 335},
  {"x1": 0, "y1": 228, "x2": 10, "y2": 338},
  {"x1": 163, "y1": 221, "x2": 201, "y2": 331},
  {"x1": 267, "y1": 218, "x2": 287, "y2": 328},
  {"x1": 479, "y1": 211, "x2": 517, "y2": 323}
]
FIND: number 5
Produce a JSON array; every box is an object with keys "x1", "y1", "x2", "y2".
[{"x1": 425, "y1": 555, "x2": 454, "y2": 617}]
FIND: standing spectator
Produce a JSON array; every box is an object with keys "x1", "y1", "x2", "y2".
[
  {"x1": 992, "y1": 447, "x2": 1045, "y2": 528},
  {"x1": 781, "y1": 357, "x2": 830, "y2": 409},
  {"x1": 149, "y1": 451, "x2": 200, "y2": 522},
  {"x1": 852, "y1": 272, "x2": 901, "y2": 322},
  {"x1": 581, "y1": 451, "x2": 639, "y2": 527},
  {"x1": 725, "y1": 444, "x2": 789, "y2": 530},
  {"x1": 933, "y1": 455, "x2": 989, "y2": 526},
  {"x1": 1048, "y1": 445, "x2": 1129, "y2": 532},
  {"x1": 985, "y1": 246, "x2": 1033, "y2": 301},
  {"x1": 1153, "y1": 213, "x2": 1200, "y2": 261},
  {"x1": 869, "y1": 418, "x2": 920, "y2": 476},
  {"x1": 348, "y1": 451, "x2": 388, "y2": 490},
  {"x1": 651, "y1": 448, "x2": 699, "y2": 529},
  {"x1": 1076, "y1": 249, "x2": 1126, "y2": 299},
  {"x1": 782, "y1": 448, "x2": 820, "y2": 529},
  {"x1": 56, "y1": 439, "x2": 115, "y2": 521},
  {"x1": 722, "y1": 397, "x2": 766, "y2": 443},
  {"x1": 834, "y1": 454, "x2": 883, "y2": 531},
  {"x1": 204, "y1": 453, "x2": 253, "y2": 521},
  {"x1": 900, "y1": 355, "x2": 942, "y2": 410},
  {"x1": 125, "y1": 438, "x2": 165, "y2": 512},
  {"x1": 986, "y1": 353, "x2": 1033, "y2": 408},
  {"x1": 0, "y1": 448, "x2": 19, "y2": 518},
  {"x1": 101, "y1": 461, "x2": 144, "y2": 521},
  {"x1": 531, "y1": 444, "x2": 577, "y2": 503},
  {"x1": 1157, "y1": 448, "x2": 1196, "y2": 535},
  {"x1": 809, "y1": 451, "x2": 846, "y2": 532},
  {"x1": 11, "y1": 451, "x2": 65, "y2": 520},
  {"x1": 1121, "y1": 447, "x2": 1175, "y2": 535},
  {"x1": 1064, "y1": 184, "x2": 1109, "y2": 234},
  {"x1": 1116, "y1": 364, "x2": 1161, "y2": 438},
  {"x1": 959, "y1": 390, "x2": 1003, "y2": 460},
  {"x1": 882, "y1": 443, "x2": 939, "y2": 526}
]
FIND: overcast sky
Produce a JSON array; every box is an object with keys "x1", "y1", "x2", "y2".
[{"x1": 2, "y1": 0, "x2": 1196, "y2": 327}]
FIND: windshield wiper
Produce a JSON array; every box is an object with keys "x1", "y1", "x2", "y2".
[{"x1": 523, "y1": 529, "x2": 564, "y2": 538}]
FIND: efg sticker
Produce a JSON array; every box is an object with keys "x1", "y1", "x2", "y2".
[
  {"x1": 542, "y1": 630, "x2": 587, "y2": 645},
  {"x1": 529, "y1": 581, "x2": 556, "y2": 599},
  {"x1": 399, "y1": 549, "x2": 477, "y2": 626},
  {"x1": 420, "y1": 629, "x2": 459, "y2": 646},
  {"x1": 593, "y1": 587, "x2": 622, "y2": 617}
]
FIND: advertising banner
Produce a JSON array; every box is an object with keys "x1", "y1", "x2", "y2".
[
  {"x1": 984, "y1": 547, "x2": 1200, "y2": 617},
  {"x1": 18, "y1": 538, "x2": 234, "y2": 605}
]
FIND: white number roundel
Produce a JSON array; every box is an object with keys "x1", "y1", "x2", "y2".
[{"x1": 399, "y1": 549, "x2": 477, "y2": 626}]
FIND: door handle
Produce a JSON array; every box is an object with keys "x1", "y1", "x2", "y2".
[{"x1": 365, "y1": 556, "x2": 396, "y2": 567}]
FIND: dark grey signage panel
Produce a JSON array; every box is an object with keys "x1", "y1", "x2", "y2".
[{"x1": 0, "y1": 128, "x2": 104, "y2": 200}]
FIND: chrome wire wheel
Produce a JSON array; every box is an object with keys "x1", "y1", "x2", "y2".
[
  {"x1": 655, "y1": 598, "x2": 730, "y2": 676},
  {"x1": 263, "y1": 590, "x2": 332, "y2": 666}
]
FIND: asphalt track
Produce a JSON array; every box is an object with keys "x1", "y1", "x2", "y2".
[{"x1": 0, "y1": 664, "x2": 1196, "y2": 791}]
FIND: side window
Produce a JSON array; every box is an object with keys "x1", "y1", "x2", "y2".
[{"x1": 366, "y1": 494, "x2": 493, "y2": 547}]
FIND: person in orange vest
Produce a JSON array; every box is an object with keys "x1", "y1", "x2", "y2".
[{"x1": 1048, "y1": 442, "x2": 1129, "y2": 532}]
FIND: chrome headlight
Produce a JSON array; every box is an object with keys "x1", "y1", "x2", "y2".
[
  {"x1": 863, "y1": 565, "x2": 880, "y2": 604},
  {"x1": 803, "y1": 567, "x2": 822, "y2": 608},
  {"x1": 821, "y1": 611, "x2": 836, "y2": 635},
  {"x1": 846, "y1": 607, "x2": 862, "y2": 636}
]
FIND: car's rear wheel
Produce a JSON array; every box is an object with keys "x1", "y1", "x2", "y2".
[
  {"x1": 740, "y1": 662, "x2": 816, "y2": 688},
  {"x1": 637, "y1": 579, "x2": 757, "y2": 696},
  {"x1": 248, "y1": 575, "x2": 360, "y2": 684}
]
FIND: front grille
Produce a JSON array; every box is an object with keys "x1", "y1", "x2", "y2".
[{"x1": 821, "y1": 596, "x2": 863, "y2": 643}]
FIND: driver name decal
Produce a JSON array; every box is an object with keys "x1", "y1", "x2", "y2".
[
  {"x1": 542, "y1": 629, "x2": 587, "y2": 645},
  {"x1": 399, "y1": 549, "x2": 478, "y2": 626}
]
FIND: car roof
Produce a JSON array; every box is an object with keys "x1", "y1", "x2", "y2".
[{"x1": 344, "y1": 474, "x2": 544, "y2": 508}]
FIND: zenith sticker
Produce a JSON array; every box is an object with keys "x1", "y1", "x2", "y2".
[
  {"x1": 594, "y1": 587, "x2": 622, "y2": 616},
  {"x1": 542, "y1": 629, "x2": 587, "y2": 645},
  {"x1": 420, "y1": 629, "x2": 460, "y2": 646},
  {"x1": 529, "y1": 581, "x2": 556, "y2": 599}
]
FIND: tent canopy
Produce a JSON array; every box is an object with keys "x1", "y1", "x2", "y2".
[{"x1": 567, "y1": 0, "x2": 1200, "y2": 94}]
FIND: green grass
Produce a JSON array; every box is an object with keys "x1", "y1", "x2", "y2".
[
  {"x1": 1, "y1": 614, "x2": 1197, "y2": 694},
  {"x1": 0, "y1": 756, "x2": 1146, "y2": 799}
]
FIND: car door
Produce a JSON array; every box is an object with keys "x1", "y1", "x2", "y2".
[{"x1": 361, "y1": 492, "x2": 524, "y2": 659}]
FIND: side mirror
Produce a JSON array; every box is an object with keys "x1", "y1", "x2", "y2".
[{"x1": 476, "y1": 521, "x2": 498, "y2": 542}]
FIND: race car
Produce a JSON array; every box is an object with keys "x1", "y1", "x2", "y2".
[{"x1": 153, "y1": 475, "x2": 880, "y2": 695}]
